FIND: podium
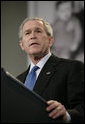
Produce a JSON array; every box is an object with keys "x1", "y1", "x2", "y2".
[{"x1": 1, "y1": 68, "x2": 62, "y2": 123}]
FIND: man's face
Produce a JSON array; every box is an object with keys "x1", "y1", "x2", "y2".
[{"x1": 20, "y1": 20, "x2": 53, "y2": 57}]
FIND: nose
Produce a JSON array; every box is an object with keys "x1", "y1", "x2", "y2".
[{"x1": 30, "y1": 31, "x2": 36, "y2": 39}]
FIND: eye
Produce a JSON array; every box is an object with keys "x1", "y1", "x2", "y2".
[
  {"x1": 36, "y1": 28, "x2": 42, "y2": 33},
  {"x1": 25, "y1": 32, "x2": 30, "y2": 35},
  {"x1": 37, "y1": 30, "x2": 42, "y2": 33}
]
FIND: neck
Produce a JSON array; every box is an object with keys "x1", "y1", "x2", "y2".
[{"x1": 29, "y1": 52, "x2": 49, "y2": 65}]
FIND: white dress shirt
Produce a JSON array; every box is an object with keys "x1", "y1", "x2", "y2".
[{"x1": 29, "y1": 52, "x2": 51, "y2": 79}]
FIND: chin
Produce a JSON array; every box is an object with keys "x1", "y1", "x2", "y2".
[
  {"x1": 30, "y1": 52, "x2": 41, "y2": 56},
  {"x1": 30, "y1": 49, "x2": 41, "y2": 54}
]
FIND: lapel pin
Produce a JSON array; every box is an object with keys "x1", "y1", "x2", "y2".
[{"x1": 46, "y1": 72, "x2": 51, "y2": 75}]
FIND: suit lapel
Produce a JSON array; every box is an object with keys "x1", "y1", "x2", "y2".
[
  {"x1": 33, "y1": 55, "x2": 60, "y2": 96},
  {"x1": 18, "y1": 66, "x2": 30, "y2": 83}
]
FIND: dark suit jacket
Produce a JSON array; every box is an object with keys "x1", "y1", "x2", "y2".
[{"x1": 17, "y1": 54, "x2": 84, "y2": 123}]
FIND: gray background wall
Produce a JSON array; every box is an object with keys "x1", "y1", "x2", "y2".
[{"x1": 1, "y1": 1, "x2": 28, "y2": 77}]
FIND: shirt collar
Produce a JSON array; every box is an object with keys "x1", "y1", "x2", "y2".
[{"x1": 30, "y1": 52, "x2": 51, "y2": 71}]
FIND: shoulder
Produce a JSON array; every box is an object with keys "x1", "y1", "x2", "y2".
[
  {"x1": 50, "y1": 54, "x2": 84, "y2": 69},
  {"x1": 51, "y1": 54, "x2": 84, "y2": 80}
]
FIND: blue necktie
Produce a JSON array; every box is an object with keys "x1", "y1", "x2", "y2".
[{"x1": 24, "y1": 66, "x2": 39, "y2": 90}]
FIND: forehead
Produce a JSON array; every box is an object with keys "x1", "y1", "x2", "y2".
[{"x1": 23, "y1": 20, "x2": 44, "y2": 31}]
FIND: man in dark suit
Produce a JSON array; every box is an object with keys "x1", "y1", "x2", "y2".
[{"x1": 17, "y1": 17, "x2": 84, "y2": 123}]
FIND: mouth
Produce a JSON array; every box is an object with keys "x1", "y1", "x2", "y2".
[{"x1": 29, "y1": 42, "x2": 40, "y2": 46}]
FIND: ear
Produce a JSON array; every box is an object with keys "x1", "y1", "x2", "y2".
[
  {"x1": 49, "y1": 36, "x2": 54, "y2": 47},
  {"x1": 19, "y1": 41, "x2": 25, "y2": 51}
]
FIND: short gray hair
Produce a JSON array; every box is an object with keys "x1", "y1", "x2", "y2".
[{"x1": 18, "y1": 17, "x2": 53, "y2": 41}]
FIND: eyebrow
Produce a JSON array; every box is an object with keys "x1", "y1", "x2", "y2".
[{"x1": 24, "y1": 29, "x2": 30, "y2": 33}]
